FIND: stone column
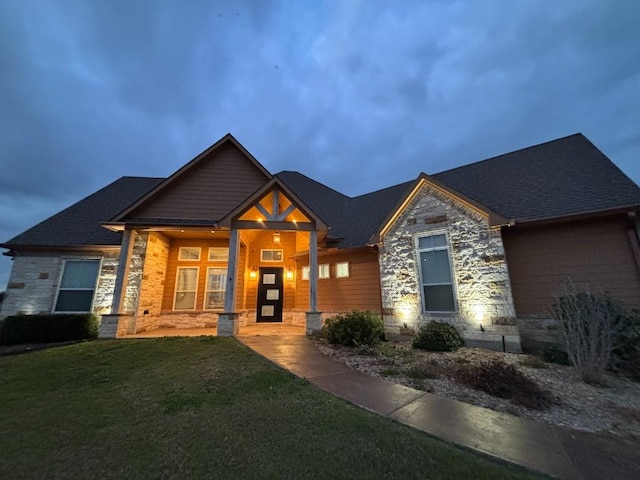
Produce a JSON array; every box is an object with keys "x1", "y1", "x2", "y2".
[
  {"x1": 99, "y1": 228, "x2": 135, "y2": 338},
  {"x1": 218, "y1": 228, "x2": 240, "y2": 336},
  {"x1": 306, "y1": 229, "x2": 322, "y2": 334}
]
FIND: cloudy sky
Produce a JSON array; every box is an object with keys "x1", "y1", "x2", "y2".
[{"x1": 1, "y1": 0, "x2": 639, "y2": 290}]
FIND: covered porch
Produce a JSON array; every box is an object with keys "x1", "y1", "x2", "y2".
[{"x1": 99, "y1": 182, "x2": 327, "y2": 338}]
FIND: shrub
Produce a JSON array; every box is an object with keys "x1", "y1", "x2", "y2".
[
  {"x1": 552, "y1": 282, "x2": 629, "y2": 384},
  {"x1": 519, "y1": 355, "x2": 547, "y2": 369},
  {"x1": 323, "y1": 310, "x2": 384, "y2": 347},
  {"x1": 0, "y1": 314, "x2": 99, "y2": 345},
  {"x1": 453, "y1": 359, "x2": 556, "y2": 410},
  {"x1": 412, "y1": 321, "x2": 464, "y2": 352},
  {"x1": 541, "y1": 344, "x2": 570, "y2": 366},
  {"x1": 611, "y1": 309, "x2": 640, "y2": 381}
]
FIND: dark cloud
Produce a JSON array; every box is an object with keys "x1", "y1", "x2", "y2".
[{"x1": 1, "y1": 0, "x2": 639, "y2": 289}]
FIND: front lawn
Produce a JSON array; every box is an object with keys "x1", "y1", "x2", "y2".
[{"x1": 0, "y1": 337, "x2": 542, "y2": 479}]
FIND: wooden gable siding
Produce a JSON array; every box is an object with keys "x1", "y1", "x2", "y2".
[
  {"x1": 130, "y1": 143, "x2": 268, "y2": 221},
  {"x1": 244, "y1": 231, "x2": 297, "y2": 311},
  {"x1": 502, "y1": 216, "x2": 640, "y2": 316},
  {"x1": 162, "y1": 238, "x2": 246, "y2": 311},
  {"x1": 295, "y1": 249, "x2": 382, "y2": 313}
]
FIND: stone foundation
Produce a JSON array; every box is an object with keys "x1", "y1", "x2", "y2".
[
  {"x1": 98, "y1": 313, "x2": 134, "y2": 338},
  {"x1": 305, "y1": 311, "x2": 323, "y2": 334},
  {"x1": 218, "y1": 312, "x2": 239, "y2": 336}
]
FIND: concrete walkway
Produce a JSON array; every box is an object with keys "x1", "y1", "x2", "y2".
[{"x1": 239, "y1": 335, "x2": 640, "y2": 480}]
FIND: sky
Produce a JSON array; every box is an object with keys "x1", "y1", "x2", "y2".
[{"x1": 1, "y1": 0, "x2": 639, "y2": 290}]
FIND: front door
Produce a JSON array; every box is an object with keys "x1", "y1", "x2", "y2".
[{"x1": 256, "y1": 267, "x2": 283, "y2": 322}]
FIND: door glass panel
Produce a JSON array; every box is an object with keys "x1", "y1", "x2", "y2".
[
  {"x1": 262, "y1": 273, "x2": 276, "y2": 285},
  {"x1": 261, "y1": 305, "x2": 275, "y2": 316},
  {"x1": 266, "y1": 289, "x2": 280, "y2": 300}
]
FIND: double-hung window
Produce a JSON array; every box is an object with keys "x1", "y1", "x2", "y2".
[
  {"x1": 204, "y1": 268, "x2": 226, "y2": 310},
  {"x1": 54, "y1": 259, "x2": 100, "y2": 312},
  {"x1": 417, "y1": 234, "x2": 456, "y2": 312}
]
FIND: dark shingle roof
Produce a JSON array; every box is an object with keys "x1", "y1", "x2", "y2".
[
  {"x1": 2, "y1": 177, "x2": 163, "y2": 248},
  {"x1": 4, "y1": 133, "x2": 639, "y2": 251},
  {"x1": 276, "y1": 171, "x2": 413, "y2": 248},
  {"x1": 433, "y1": 133, "x2": 640, "y2": 222}
]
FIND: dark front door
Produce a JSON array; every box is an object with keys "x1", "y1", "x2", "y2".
[{"x1": 256, "y1": 267, "x2": 283, "y2": 322}]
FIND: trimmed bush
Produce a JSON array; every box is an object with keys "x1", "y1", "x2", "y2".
[
  {"x1": 453, "y1": 359, "x2": 556, "y2": 410},
  {"x1": 412, "y1": 321, "x2": 464, "y2": 352},
  {"x1": 323, "y1": 310, "x2": 384, "y2": 347},
  {"x1": 0, "y1": 314, "x2": 99, "y2": 345},
  {"x1": 541, "y1": 344, "x2": 570, "y2": 366}
]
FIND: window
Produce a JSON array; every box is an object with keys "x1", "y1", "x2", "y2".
[
  {"x1": 301, "y1": 266, "x2": 310, "y2": 280},
  {"x1": 179, "y1": 247, "x2": 201, "y2": 261},
  {"x1": 174, "y1": 267, "x2": 198, "y2": 310},
  {"x1": 208, "y1": 247, "x2": 229, "y2": 262},
  {"x1": 417, "y1": 234, "x2": 456, "y2": 312},
  {"x1": 261, "y1": 249, "x2": 283, "y2": 262},
  {"x1": 336, "y1": 262, "x2": 349, "y2": 278},
  {"x1": 319, "y1": 264, "x2": 330, "y2": 279},
  {"x1": 54, "y1": 259, "x2": 100, "y2": 312},
  {"x1": 204, "y1": 268, "x2": 226, "y2": 310}
]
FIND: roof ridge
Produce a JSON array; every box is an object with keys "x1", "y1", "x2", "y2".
[
  {"x1": 434, "y1": 132, "x2": 585, "y2": 176},
  {"x1": 275, "y1": 171, "x2": 351, "y2": 200},
  {"x1": 351, "y1": 178, "x2": 415, "y2": 200}
]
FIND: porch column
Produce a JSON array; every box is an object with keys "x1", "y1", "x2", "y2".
[
  {"x1": 218, "y1": 228, "x2": 240, "y2": 336},
  {"x1": 99, "y1": 228, "x2": 135, "y2": 338},
  {"x1": 306, "y1": 229, "x2": 322, "y2": 334}
]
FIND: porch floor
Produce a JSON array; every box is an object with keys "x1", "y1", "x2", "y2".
[{"x1": 122, "y1": 323, "x2": 305, "y2": 338}]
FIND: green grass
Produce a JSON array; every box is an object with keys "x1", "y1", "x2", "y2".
[{"x1": 0, "y1": 337, "x2": 544, "y2": 479}]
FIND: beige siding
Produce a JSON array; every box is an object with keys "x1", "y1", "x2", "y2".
[
  {"x1": 296, "y1": 248, "x2": 382, "y2": 313},
  {"x1": 502, "y1": 217, "x2": 640, "y2": 315},
  {"x1": 130, "y1": 143, "x2": 268, "y2": 220}
]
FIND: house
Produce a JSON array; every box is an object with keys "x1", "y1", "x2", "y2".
[{"x1": 1, "y1": 133, "x2": 639, "y2": 350}]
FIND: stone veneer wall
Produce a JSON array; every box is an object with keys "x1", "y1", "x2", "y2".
[
  {"x1": 0, "y1": 250, "x2": 119, "y2": 319},
  {"x1": 133, "y1": 232, "x2": 170, "y2": 332},
  {"x1": 122, "y1": 232, "x2": 147, "y2": 314},
  {"x1": 379, "y1": 183, "x2": 518, "y2": 339}
]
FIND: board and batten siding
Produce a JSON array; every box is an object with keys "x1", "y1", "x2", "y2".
[
  {"x1": 502, "y1": 216, "x2": 640, "y2": 315},
  {"x1": 295, "y1": 248, "x2": 382, "y2": 313},
  {"x1": 162, "y1": 238, "x2": 245, "y2": 312},
  {"x1": 130, "y1": 143, "x2": 269, "y2": 221}
]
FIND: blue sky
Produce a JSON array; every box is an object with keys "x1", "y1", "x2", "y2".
[{"x1": 1, "y1": 0, "x2": 639, "y2": 290}]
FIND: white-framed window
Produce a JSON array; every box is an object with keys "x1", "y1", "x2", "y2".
[
  {"x1": 416, "y1": 233, "x2": 456, "y2": 312},
  {"x1": 178, "y1": 247, "x2": 201, "y2": 261},
  {"x1": 174, "y1": 267, "x2": 198, "y2": 310},
  {"x1": 208, "y1": 247, "x2": 229, "y2": 262},
  {"x1": 301, "y1": 266, "x2": 310, "y2": 280},
  {"x1": 319, "y1": 264, "x2": 330, "y2": 279},
  {"x1": 336, "y1": 262, "x2": 349, "y2": 278},
  {"x1": 261, "y1": 249, "x2": 283, "y2": 262},
  {"x1": 204, "y1": 267, "x2": 226, "y2": 310},
  {"x1": 54, "y1": 259, "x2": 100, "y2": 312}
]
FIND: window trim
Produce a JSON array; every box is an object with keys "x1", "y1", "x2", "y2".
[
  {"x1": 173, "y1": 266, "x2": 199, "y2": 311},
  {"x1": 178, "y1": 247, "x2": 201, "y2": 261},
  {"x1": 260, "y1": 249, "x2": 284, "y2": 262},
  {"x1": 415, "y1": 232, "x2": 458, "y2": 313},
  {"x1": 203, "y1": 267, "x2": 227, "y2": 310},
  {"x1": 208, "y1": 247, "x2": 229, "y2": 262},
  {"x1": 335, "y1": 262, "x2": 349, "y2": 278},
  {"x1": 318, "y1": 263, "x2": 330, "y2": 279},
  {"x1": 52, "y1": 258, "x2": 102, "y2": 314}
]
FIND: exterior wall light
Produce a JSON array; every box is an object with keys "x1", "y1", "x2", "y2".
[
  {"x1": 286, "y1": 269, "x2": 294, "y2": 281},
  {"x1": 273, "y1": 231, "x2": 281, "y2": 244},
  {"x1": 249, "y1": 266, "x2": 257, "y2": 280}
]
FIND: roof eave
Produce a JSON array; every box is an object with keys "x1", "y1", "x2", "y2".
[{"x1": 506, "y1": 205, "x2": 640, "y2": 228}]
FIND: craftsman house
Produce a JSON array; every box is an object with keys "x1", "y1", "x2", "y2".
[{"x1": 2, "y1": 133, "x2": 639, "y2": 349}]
